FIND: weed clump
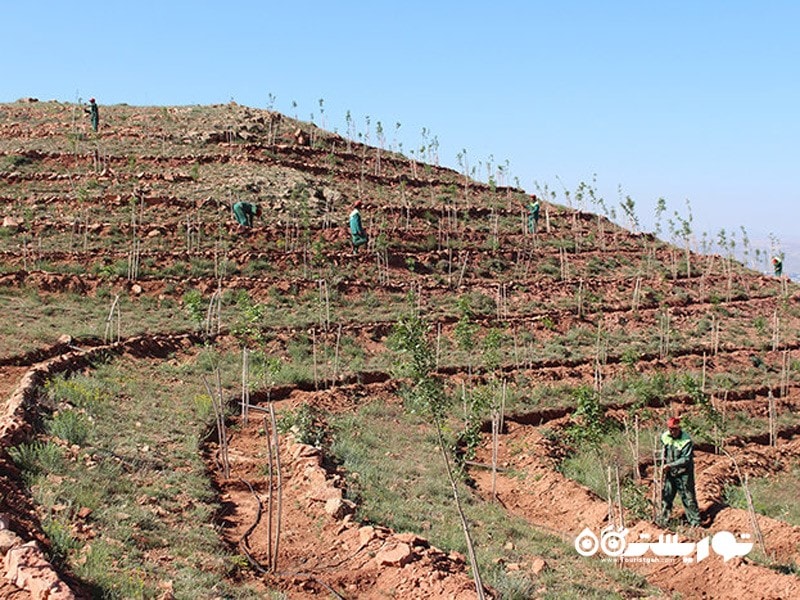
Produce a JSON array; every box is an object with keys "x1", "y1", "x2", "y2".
[{"x1": 46, "y1": 409, "x2": 92, "y2": 446}]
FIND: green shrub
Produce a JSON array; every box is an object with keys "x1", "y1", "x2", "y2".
[
  {"x1": 3, "y1": 154, "x2": 32, "y2": 169},
  {"x1": 42, "y1": 516, "x2": 80, "y2": 566},
  {"x1": 537, "y1": 258, "x2": 562, "y2": 278},
  {"x1": 193, "y1": 393, "x2": 214, "y2": 422},
  {"x1": 46, "y1": 410, "x2": 91, "y2": 445},
  {"x1": 46, "y1": 376, "x2": 108, "y2": 412},
  {"x1": 278, "y1": 403, "x2": 326, "y2": 447},
  {"x1": 7, "y1": 441, "x2": 64, "y2": 483},
  {"x1": 91, "y1": 260, "x2": 129, "y2": 279},
  {"x1": 183, "y1": 289, "x2": 206, "y2": 329},
  {"x1": 565, "y1": 386, "x2": 614, "y2": 448},
  {"x1": 629, "y1": 372, "x2": 667, "y2": 408}
]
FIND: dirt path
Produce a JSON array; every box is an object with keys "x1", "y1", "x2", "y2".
[
  {"x1": 212, "y1": 396, "x2": 481, "y2": 599},
  {"x1": 0, "y1": 366, "x2": 27, "y2": 407}
]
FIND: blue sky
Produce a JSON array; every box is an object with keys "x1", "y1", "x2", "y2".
[{"x1": 3, "y1": 1, "x2": 798, "y2": 267}]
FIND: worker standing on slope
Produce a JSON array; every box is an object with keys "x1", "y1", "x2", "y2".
[
  {"x1": 232, "y1": 201, "x2": 261, "y2": 229},
  {"x1": 772, "y1": 255, "x2": 783, "y2": 277},
  {"x1": 349, "y1": 200, "x2": 368, "y2": 253},
  {"x1": 85, "y1": 98, "x2": 99, "y2": 132},
  {"x1": 657, "y1": 416, "x2": 702, "y2": 528},
  {"x1": 526, "y1": 194, "x2": 541, "y2": 234}
]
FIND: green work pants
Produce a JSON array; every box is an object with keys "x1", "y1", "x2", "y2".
[{"x1": 659, "y1": 469, "x2": 701, "y2": 526}]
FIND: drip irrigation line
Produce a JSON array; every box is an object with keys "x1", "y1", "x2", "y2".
[
  {"x1": 271, "y1": 571, "x2": 347, "y2": 600},
  {"x1": 238, "y1": 477, "x2": 268, "y2": 575}
]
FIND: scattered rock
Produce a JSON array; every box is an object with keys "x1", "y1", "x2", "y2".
[
  {"x1": 395, "y1": 532, "x2": 427, "y2": 548},
  {"x1": 4, "y1": 541, "x2": 75, "y2": 599},
  {"x1": 530, "y1": 556, "x2": 548, "y2": 575},
  {"x1": 374, "y1": 541, "x2": 414, "y2": 567},
  {"x1": 324, "y1": 497, "x2": 355, "y2": 519},
  {"x1": 0, "y1": 529, "x2": 22, "y2": 553},
  {"x1": 2, "y1": 216, "x2": 23, "y2": 229},
  {"x1": 448, "y1": 551, "x2": 466, "y2": 565}
]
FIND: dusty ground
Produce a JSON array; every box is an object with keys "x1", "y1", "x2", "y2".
[{"x1": 470, "y1": 416, "x2": 800, "y2": 600}]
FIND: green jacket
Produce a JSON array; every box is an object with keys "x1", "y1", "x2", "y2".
[
  {"x1": 233, "y1": 202, "x2": 258, "y2": 227},
  {"x1": 661, "y1": 430, "x2": 694, "y2": 474},
  {"x1": 528, "y1": 200, "x2": 540, "y2": 221},
  {"x1": 349, "y1": 208, "x2": 364, "y2": 236}
]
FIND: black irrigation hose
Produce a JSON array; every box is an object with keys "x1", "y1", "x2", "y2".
[
  {"x1": 238, "y1": 477, "x2": 268, "y2": 575},
  {"x1": 237, "y1": 479, "x2": 358, "y2": 599},
  {"x1": 274, "y1": 571, "x2": 347, "y2": 600}
]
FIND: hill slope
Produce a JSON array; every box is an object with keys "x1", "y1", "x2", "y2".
[{"x1": 1, "y1": 100, "x2": 799, "y2": 599}]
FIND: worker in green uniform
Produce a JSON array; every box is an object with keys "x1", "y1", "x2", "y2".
[
  {"x1": 349, "y1": 200, "x2": 368, "y2": 253},
  {"x1": 522, "y1": 194, "x2": 540, "y2": 234},
  {"x1": 232, "y1": 201, "x2": 261, "y2": 227},
  {"x1": 658, "y1": 416, "x2": 701, "y2": 527},
  {"x1": 772, "y1": 256, "x2": 783, "y2": 277},
  {"x1": 85, "y1": 98, "x2": 99, "y2": 132}
]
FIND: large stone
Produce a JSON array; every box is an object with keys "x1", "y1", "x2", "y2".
[
  {"x1": 0, "y1": 529, "x2": 22, "y2": 553},
  {"x1": 374, "y1": 541, "x2": 414, "y2": 567},
  {"x1": 292, "y1": 443, "x2": 321, "y2": 460},
  {"x1": 308, "y1": 484, "x2": 342, "y2": 503},
  {"x1": 4, "y1": 541, "x2": 76, "y2": 599},
  {"x1": 2, "y1": 216, "x2": 23, "y2": 229},
  {"x1": 358, "y1": 526, "x2": 377, "y2": 547},
  {"x1": 324, "y1": 497, "x2": 355, "y2": 519},
  {"x1": 530, "y1": 556, "x2": 548, "y2": 575}
]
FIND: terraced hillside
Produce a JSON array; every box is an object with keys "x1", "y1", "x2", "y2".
[{"x1": 0, "y1": 99, "x2": 798, "y2": 599}]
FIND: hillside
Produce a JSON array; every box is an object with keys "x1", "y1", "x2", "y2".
[{"x1": 1, "y1": 99, "x2": 799, "y2": 599}]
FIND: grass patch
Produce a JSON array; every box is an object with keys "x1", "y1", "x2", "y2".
[
  {"x1": 7, "y1": 440, "x2": 65, "y2": 486},
  {"x1": 558, "y1": 427, "x2": 658, "y2": 522},
  {"x1": 14, "y1": 353, "x2": 265, "y2": 599},
  {"x1": 0, "y1": 288, "x2": 193, "y2": 358},
  {"x1": 330, "y1": 400, "x2": 654, "y2": 598},
  {"x1": 45, "y1": 409, "x2": 92, "y2": 446},
  {"x1": 724, "y1": 460, "x2": 800, "y2": 526}
]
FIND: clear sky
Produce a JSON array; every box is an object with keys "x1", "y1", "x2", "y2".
[{"x1": 3, "y1": 1, "x2": 798, "y2": 263}]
